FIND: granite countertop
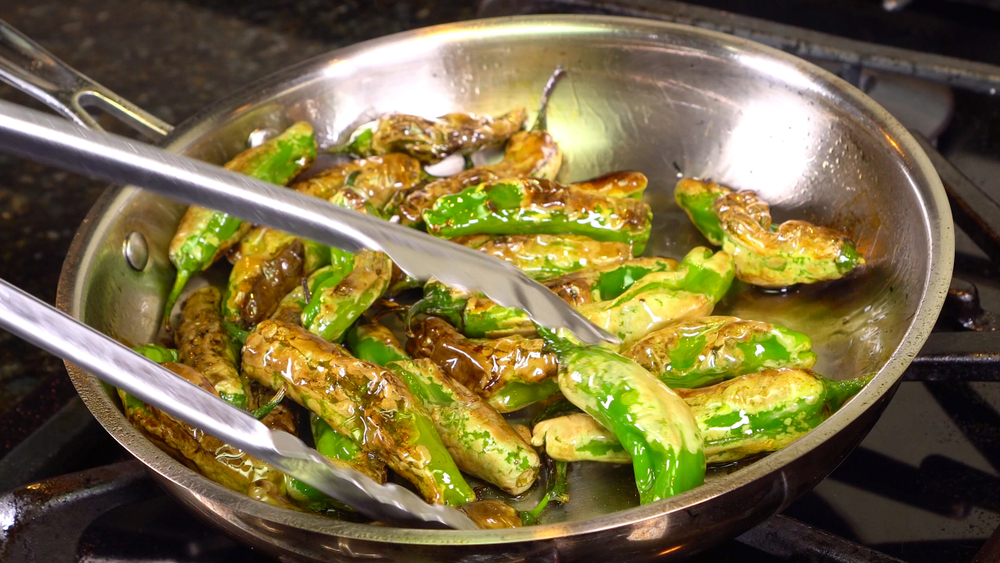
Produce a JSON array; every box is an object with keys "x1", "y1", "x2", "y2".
[{"x1": 0, "y1": 0, "x2": 476, "y2": 452}]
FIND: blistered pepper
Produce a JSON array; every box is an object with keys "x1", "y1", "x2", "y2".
[
  {"x1": 623, "y1": 316, "x2": 818, "y2": 388},
  {"x1": 407, "y1": 316, "x2": 560, "y2": 413},
  {"x1": 674, "y1": 178, "x2": 865, "y2": 287},
  {"x1": 163, "y1": 122, "x2": 316, "y2": 326},
  {"x1": 270, "y1": 249, "x2": 357, "y2": 326},
  {"x1": 338, "y1": 108, "x2": 527, "y2": 165},
  {"x1": 222, "y1": 227, "x2": 329, "y2": 330},
  {"x1": 531, "y1": 368, "x2": 872, "y2": 464},
  {"x1": 451, "y1": 234, "x2": 632, "y2": 282},
  {"x1": 242, "y1": 320, "x2": 476, "y2": 505},
  {"x1": 175, "y1": 287, "x2": 248, "y2": 409},
  {"x1": 301, "y1": 250, "x2": 392, "y2": 343},
  {"x1": 293, "y1": 153, "x2": 424, "y2": 213},
  {"x1": 347, "y1": 323, "x2": 543, "y2": 494},
  {"x1": 540, "y1": 328, "x2": 705, "y2": 504},
  {"x1": 132, "y1": 343, "x2": 179, "y2": 363},
  {"x1": 422, "y1": 178, "x2": 653, "y2": 255}
]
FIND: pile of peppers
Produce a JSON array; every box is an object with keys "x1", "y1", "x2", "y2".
[{"x1": 123, "y1": 73, "x2": 873, "y2": 530}]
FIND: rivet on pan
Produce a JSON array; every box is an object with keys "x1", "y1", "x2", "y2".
[
  {"x1": 247, "y1": 128, "x2": 279, "y2": 148},
  {"x1": 123, "y1": 231, "x2": 149, "y2": 271}
]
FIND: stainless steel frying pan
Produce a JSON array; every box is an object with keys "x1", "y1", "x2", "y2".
[{"x1": 1, "y1": 14, "x2": 953, "y2": 562}]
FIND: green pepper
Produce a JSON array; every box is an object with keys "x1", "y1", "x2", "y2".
[
  {"x1": 423, "y1": 178, "x2": 653, "y2": 255},
  {"x1": 242, "y1": 320, "x2": 476, "y2": 505},
  {"x1": 337, "y1": 108, "x2": 527, "y2": 165},
  {"x1": 301, "y1": 250, "x2": 392, "y2": 343},
  {"x1": 623, "y1": 316, "x2": 818, "y2": 388},
  {"x1": 450, "y1": 234, "x2": 633, "y2": 282},
  {"x1": 174, "y1": 287, "x2": 248, "y2": 410},
  {"x1": 674, "y1": 178, "x2": 865, "y2": 287},
  {"x1": 269, "y1": 251, "x2": 356, "y2": 326},
  {"x1": 132, "y1": 343, "x2": 179, "y2": 364},
  {"x1": 295, "y1": 153, "x2": 424, "y2": 212},
  {"x1": 163, "y1": 122, "x2": 316, "y2": 327},
  {"x1": 531, "y1": 368, "x2": 873, "y2": 464},
  {"x1": 345, "y1": 323, "x2": 409, "y2": 367},
  {"x1": 285, "y1": 412, "x2": 389, "y2": 514},
  {"x1": 407, "y1": 317, "x2": 560, "y2": 413},
  {"x1": 539, "y1": 327, "x2": 705, "y2": 504},
  {"x1": 432, "y1": 247, "x2": 733, "y2": 344},
  {"x1": 222, "y1": 227, "x2": 329, "y2": 330},
  {"x1": 384, "y1": 359, "x2": 541, "y2": 495}
]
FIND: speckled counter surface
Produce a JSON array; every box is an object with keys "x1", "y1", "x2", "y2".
[{"x1": 0, "y1": 0, "x2": 476, "y2": 451}]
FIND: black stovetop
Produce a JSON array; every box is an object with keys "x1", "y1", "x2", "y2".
[{"x1": 3, "y1": 1, "x2": 1000, "y2": 561}]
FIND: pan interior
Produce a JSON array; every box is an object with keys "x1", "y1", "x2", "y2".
[{"x1": 59, "y1": 16, "x2": 948, "y2": 544}]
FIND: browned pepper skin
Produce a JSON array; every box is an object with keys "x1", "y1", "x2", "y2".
[
  {"x1": 397, "y1": 129, "x2": 562, "y2": 225},
  {"x1": 292, "y1": 153, "x2": 424, "y2": 211},
  {"x1": 407, "y1": 317, "x2": 558, "y2": 412},
  {"x1": 459, "y1": 500, "x2": 523, "y2": 529},
  {"x1": 175, "y1": 287, "x2": 249, "y2": 409},
  {"x1": 241, "y1": 320, "x2": 475, "y2": 505}
]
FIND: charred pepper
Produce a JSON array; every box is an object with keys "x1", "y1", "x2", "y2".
[
  {"x1": 540, "y1": 328, "x2": 705, "y2": 504},
  {"x1": 450, "y1": 234, "x2": 632, "y2": 282},
  {"x1": 242, "y1": 320, "x2": 476, "y2": 505},
  {"x1": 163, "y1": 122, "x2": 316, "y2": 326},
  {"x1": 531, "y1": 368, "x2": 872, "y2": 464},
  {"x1": 293, "y1": 153, "x2": 424, "y2": 212},
  {"x1": 338, "y1": 108, "x2": 527, "y2": 165},
  {"x1": 175, "y1": 287, "x2": 248, "y2": 409},
  {"x1": 407, "y1": 316, "x2": 560, "y2": 413},
  {"x1": 270, "y1": 249, "x2": 357, "y2": 326},
  {"x1": 623, "y1": 316, "x2": 818, "y2": 388},
  {"x1": 674, "y1": 178, "x2": 864, "y2": 287},
  {"x1": 422, "y1": 178, "x2": 653, "y2": 255},
  {"x1": 300, "y1": 250, "x2": 391, "y2": 343}
]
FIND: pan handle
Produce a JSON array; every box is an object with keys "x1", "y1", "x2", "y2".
[{"x1": 0, "y1": 18, "x2": 172, "y2": 139}]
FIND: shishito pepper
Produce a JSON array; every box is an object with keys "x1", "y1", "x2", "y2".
[
  {"x1": 623, "y1": 316, "x2": 818, "y2": 388},
  {"x1": 175, "y1": 287, "x2": 248, "y2": 410},
  {"x1": 118, "y1": 356, "x2": 289, "y2": 505},
  {"x1": 293, "y1": 153, "x2": 424, "y2": 212},
  {"x1": 570, "y1": 170, "x2": 648, "y2": 200},
  {"x1": 385, "y1": 359, "x2": 542, "y2": 495},
  {"x1": 421, "y1": 247, "x2": 733, "y2": 344},
  {"x1": 347, "y1": 323, "x2": 542, "y2": 494},
  {"x1": 163, "y1": 122, "x2": 316, "y2": 326},
  {"x1": 451, "y1": 234, "x2": 632, "y2": 282},
  {"x1": 337, "y1": 108, "x2": 527, "y2": 165},
  {"x1": 285, "y1": 413, "x2": 388, "y2": 514},
  {"x1": 270, "y1": 249, "x2": 357, "y2": 326},
  {"x1": 301, "y1": 250, "x2": 392, "y2": 343},
  {"x1": 407, "y1": 317, "x2": 560, "y2": 413},
  {"x1": 674, "y1": 178, "x2": 865, "y2": 287},
  {"x1": 531, "y1": 368, "x2": 873, "y2": 464},
  {"x1": 539, "y1": 327, "x2": 705, "y2": 504},
  {"x1": 241, "y1": 320, "x2": 476, "y2": 505},
  {"x1": 423, "y1": 178, "x2": 653, "y2": 255},
  {"x1": 131, "y1": 343, "x2": 179, "y2": 363},
  {"x1": 222, "y1": 227, "x2": 329, "y2": 329}
]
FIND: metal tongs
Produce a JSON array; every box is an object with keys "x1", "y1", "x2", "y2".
[{"x1": 0, "y1": 100, "x2": 619, "y2": 529}]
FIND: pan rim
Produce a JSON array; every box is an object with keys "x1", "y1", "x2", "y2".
[{"x1": 56, "y1": 13, "x2": 954, "y2": 545}]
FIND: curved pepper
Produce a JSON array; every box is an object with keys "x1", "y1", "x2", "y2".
[
  {"x1": 338, "y1": 108, "x2": 527, "y2": 165},
  {"x1": 269, "y1": 250, "x2": 355, "y2": 326},
  {"x1": 163, "y1": 122, "x2": 316, "y2": 327},
  {"x1": 175, "y1": 287, "x2": 248, "y2": 410},
  {"x1": 540, "y1": 327, "x2": 705, "y2": 504},
  {"x1": 422, "y1": 178, "x2": 653, "y2": 255},
  {"x1": 223, "y1": 227, "x2": 329, "y2": 329},
  {"x1": 385, "y1": 359, "x2": 541, "y2": 495},
  {"x1": 301, "y1": 250, "x2": 392, "y2": 343},
  {"x1": 132, "y1": 343, "x2": 179, "y2": 364},
  {"x1": 242, "y1": 320, "x2": 476, "y2": 505},
  {"x1": 623, "y1": 316, "x2": 818, "y2": 388},
  {"x1": 407, "y1": 317, "x2": 560, "y2": 413},
  {"x1": 451, "y1": 234, "x2": 632, "y2": 282},
  {"x1": 570, "y1": 170, "x2": 648, "y2": 199},
  {"x1": 293, "y1": 153, "x2": 424, "y2": 212},
  {"x1": 674, "y1": 178, "x2": 865, "y2": 287},
  {"x1": 345, "y1": 323, "x2": 410, "y2": 367},
  {"x1": 532, "y1": 368, "x2": 873, "y2": 464}
]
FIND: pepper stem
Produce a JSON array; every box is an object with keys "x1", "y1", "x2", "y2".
[
  {"x1": 530, "y1": 66, "x2": 566, "y2": 132},
  {"x1": 162, "y1": 268, "x2": 192, "y2": 331},
  {"x1": 823, "y1": 373, "x2": 876, "y2": 411},
  {"x1": 520, "y1": 460, "x2": 568, "y2": 525}
]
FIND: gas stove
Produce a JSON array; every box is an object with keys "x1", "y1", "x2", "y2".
[{"x1": 4, "y1": 1, "x2": 1000, "y2": 561}]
